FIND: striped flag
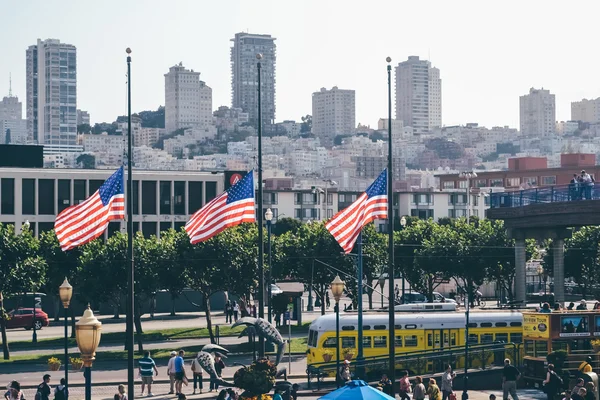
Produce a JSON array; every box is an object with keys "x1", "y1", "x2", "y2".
[
  {"x1": 54, "y1": 167, "x2": 125, "y2": 251},
  {"x1": 185, "y1": 170, "x2": 255, "y2": 244},
  {"x1": 326, "y1": 169, "x2": 388, "y2": 253}
]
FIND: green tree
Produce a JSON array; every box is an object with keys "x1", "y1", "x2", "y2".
[
  {"x1": 270, "y1": 217, "x2": 302, "y2": 236},
  {"x1": 355, "y1": 224, "x2": 387, "y2": 309},
  {"x1": 76, "y1": 153, "x2": 96, "y2": 169},
  {"x1": 300, "y1": 114, "x2": 312, "y2": 133},
  {"x1": 77, "y1": 123, "x2": 92, "y2": 134},
  {"x1": 155, "y1": 229, "x2": 188, "y2": 316}
]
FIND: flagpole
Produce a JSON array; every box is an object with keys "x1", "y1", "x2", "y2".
[
  {"x1": 356, "y1": 231, "x2": 364, "y2": 378},
  {"x1": 125, "y1": 48, "x2": 135, "y2": 400},
  {"x1": 386, "y1": 56, "x2": 396, "y2": 395},
  {"x1": 256, "y1": 53, "x2": 265, "y2": 357}
]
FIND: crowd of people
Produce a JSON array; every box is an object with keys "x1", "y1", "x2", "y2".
[
  {"x1": 569, "y1": 171, "x2": 596, "y2": 200},
  {"x1": 539, "y1": 300, "x2": 600, "y2": 313}
]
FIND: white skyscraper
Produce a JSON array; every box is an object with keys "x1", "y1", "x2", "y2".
[
  {"x1": 312, "y1": 86, "x2": 355, "y2": 144},
  {"x1": 571, "y1": 98, "x2": 600, "y2": 124},
  {"x1": 230, "y1": 32, "x2": 276, "y2": 128},
  {"x1": 395, "y1": 56, "x2": 442, "y2": 135},
  {"x1": 520, "y1": 87, "x2": 556, "y2": 137},
  {"x1": 1, "y1": 79, "x2": 28, "y2": 144},
  {"x1": 26, "y1": 39, "x2": 77, "y2": 145},
  {"x1": 164, "y1": 63, "x2": 213, "y2": 134}
]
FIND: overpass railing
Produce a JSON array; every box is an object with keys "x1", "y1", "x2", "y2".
[{"x1": 490, "y1": 183, "x2": 598, "y2": 208}]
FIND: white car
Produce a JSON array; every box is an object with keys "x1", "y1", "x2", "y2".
[{"x1": 270, "y1": 284, "x2": 283, "y2": 296}]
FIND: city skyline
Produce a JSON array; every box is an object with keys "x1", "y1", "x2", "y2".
[{"x1": 2, "y1": 0, "x2": 600, "y2": 129}]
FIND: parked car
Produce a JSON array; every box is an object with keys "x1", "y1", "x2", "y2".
[
  {"x1": 5, "y1": 308, "x2": 49, "y2": 330},
  {"x1": 270, "y1": 284, "x2": 283, "y2": 296},
  {"x1": 398, "y1": 292, "x2": 457, "y2": 304}
]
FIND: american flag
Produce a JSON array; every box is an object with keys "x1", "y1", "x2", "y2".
[
  {"x1": 185, "y1": 170, "x2": 255, "y2": 244},
  {"x1": 326, "y1": 169, "x2": 388, "y2": 253},
  {"x1": 54, "y1": 167, "x2": 125, "y2": 251}
]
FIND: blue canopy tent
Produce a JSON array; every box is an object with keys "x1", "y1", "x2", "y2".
[{"x1": 318, "y1": 380, "x2": 395, "y2": 400}]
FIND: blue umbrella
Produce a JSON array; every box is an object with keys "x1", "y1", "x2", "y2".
[{"x1": 318, "y1": 380, "x2": 395, "y2": 400}]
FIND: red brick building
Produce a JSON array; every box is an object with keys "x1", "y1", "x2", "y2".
[{"x1": 438, "y1": 154, "x2": 598, "y2": 191}]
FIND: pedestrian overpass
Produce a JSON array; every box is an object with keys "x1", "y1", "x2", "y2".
[{"x1": 487, "y1": 184, "x2": 600, "y2": 304}]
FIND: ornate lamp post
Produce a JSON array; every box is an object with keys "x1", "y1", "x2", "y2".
[
  {"x1": 400, "y1": 216, "x2": 407, "y2": 304},
  {"x1": 330, "y1": 275, "x2": 345, "y2": 388},
  {"x1": 459, "y1": 171, "x2": 478, "y2": 223},
  {"x1": 266, "y1": 208, "x2": 273, "y2": 323},
  {"x1": 76, "y1": 306, "x2": 102, "y2": 400},
  {"x1": 378, "y1": 274, "x2": 387, "y2": 309},
  {"x1": 59, "y1": 279, "x2": 73, "y2": 399}
]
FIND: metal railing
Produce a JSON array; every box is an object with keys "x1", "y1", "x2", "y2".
[
  {"x1": 490, "y1": 183, "x2": 599, "y2": 208},
  {"x1": 306, "y1": 342, "x2": 521, "y2": 389}
]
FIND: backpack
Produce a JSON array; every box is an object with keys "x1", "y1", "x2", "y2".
[
  {"x1": 34, "y1": 392, "x2": 41, "y2": 400},
  {"x1": 54, "y1": 387, "x2": 66, "y2": 400}
]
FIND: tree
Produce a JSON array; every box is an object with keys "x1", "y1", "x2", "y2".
[
  {"x1": 77, "y1": 124, "x2": 92, "y2": 134},
  {"x1": 155, "y1": 229, "x2": 188, "y2": 316},
  {"x1": 354, "y1": 224, "x2": 386, "y2": 309},
  {"x1": 270, "y1": 217, "x2": 302, "y2": 236},
  {"x1": 76, "y1": 154, "x2": 96, "y2": 169},
  {"x1": 300, "y1": 115, "x2": 312, "y2": 133}
]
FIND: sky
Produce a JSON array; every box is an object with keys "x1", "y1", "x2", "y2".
[{"x1": 2, "y1": 0, "x2": 600, "y2": 129}]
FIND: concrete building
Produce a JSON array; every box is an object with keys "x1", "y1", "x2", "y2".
[
  {"x1": 520, "y1": 88, "x2": 556, "y2": 137},
  {"x1": 134, "y1": 127, "x2": 165, "y2": 147},
  {"x1": 377, "y1": 118, "x2": 406, "y2": 139},
  {"x1": 1, "y1": 119, "x2": 28, "y2": 144},
  {"x1": 556, "y1": 121, "x2": 579, "y2": 135},
  {"x1": 571, "y1": 98, "x2": 600, "y2": 124},
  {"x1": 312, "y1": 87, "x2": 355, "y2": 143},
  {"x1": 0, "y1": 95, "x2": 22, "y2": 121},
  {"x1": 395, "y1": 56, "x2": 442, "y2": 135},
  {"x1": 164, "y1": 63, "x2": 212, "y2": 134},
  {"x1": 230, "y1": 32, "x2": 276, "y2": 128},
  {"x1": 26, "y1": 39, "x2": 77, "y2": 145},
  {"x1": 76, "y1": 110, "x2": 90, "y2": 126}
]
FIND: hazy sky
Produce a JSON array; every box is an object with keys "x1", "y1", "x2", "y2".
[{"x1": 2, "y1": 0, "x2": 599, "y2": 129}]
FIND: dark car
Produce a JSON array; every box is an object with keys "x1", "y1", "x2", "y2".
[{"x1": 5, "y1": 308, "x2": 49, "y2": 330}]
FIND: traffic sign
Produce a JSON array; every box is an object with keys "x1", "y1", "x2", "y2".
[{"x1": 284, "y1": 311, "x2": 290, "y2": 321}]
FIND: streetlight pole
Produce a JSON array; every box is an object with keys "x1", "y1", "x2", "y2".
[
  {"x1": 266, "y1": 208, "x2": 273, "y2": 323},
  {"x1": 400, "y1": 216, "x2": 407, "y2": 304},
  {"x1": 59, "y1": 279, "x2": 73, "y2": 400},
  {"x1": 331, "y1": 276, "x2": 345, "y2": 389},
  {"x1": 463, "y1": 296, "x2": 470, "y2": 400},
  {"x1": 459, "y1": 171, "x2": 477, "y2": 224},
  {"x1": 307, "y1": 259, "x2": 314, "y2": 312},
  {"x1": 378, "y1": 274, "x2": 386, "y2": 309},
  {"x1": 256, "y1": 53, "x2": 265, "y2": 357},
  {"x1": 386, "y1": 56, "x2": 396, "y2": 394},
  {"x1": 32, "y1": 290, "x2": 37, "y2": 343}
]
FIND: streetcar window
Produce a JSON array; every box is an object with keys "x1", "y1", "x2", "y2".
[
  {"x1": 395, "y1": 325, "x2": 402, "y2": 329},
  {"x1": 510, "y1": 322, "x2": 522, "y2": 327},
  {"x1": 374, "y1": 325, "x2": 387, "y2": 330},
  {"x1": 495, "y1": 322, "x2": 508, "y2": 327},
  {"x1": 395, "y1": 336, "x2": 403, "y2": 347},
  {"x1": 480, "y1": 322, "x2": 493, "y2": 328},
  {"x1": 552, "y1": 341, "x2": 568, "y2": 352},
  {"x1": 451, "y1": 332, "x2": 457, "y2": 346},
  {"x1": 510, "y1": 333, "x2": 522, "y2": 343},
  {"x1": 535, "y1": 341, "x2": 548, "y2": 357},
  {"x1": 427, "y1": 333, "x2": 433, "y2": 347},
  {"x1": 495, "y1": 333, "x2": 508, "y2": 343},
  {"x1": 323, "y1": 337, "x2": 337, "y2": 348},
  {"x1": 481, "y1": 333, "x2": 494, "y2": 343},
  {"x1": 468, "y1": 334, "x2": 478, "y2": 344},
  {"x1": 308, "y1": 330, "x2": 318, "y2": 347},
  {"x1": 363, "y1": 325, "x2": 371, "y2": 330},
  {"x1": 405, "y1": 324, "x2": 417, "y2": 329},
  {"x1": 405, "y1": 335, "x2": 418, "y2": 347},
  {"x1": 342, "y1": 337, "x2": 356, "y2": 348},
  {"x1": 374, "y1": 336, "x2": 387, "y2": 348},
  {"x1": 524, "y1": 340, "x2": 535, "y2": 356},
  {"x1": 468, "y1": 322, "x2": 478, "y2": 328},
  {"x1": 363, "y1": 336, "x2": 372, "y2": 348},
  {"x1": 342, "y1": 326, "x2": 355, "y2": 331}
]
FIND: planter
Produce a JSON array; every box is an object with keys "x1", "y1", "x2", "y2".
[
  {"x1": 322, "y1": 354, "x2": 333, "y2": 362},
  {"x1": 593, "y1": 345, "x2": 600, "y2": 353},
  {"x1": 344, "y1": 353, "x2": 354, "y2": 361},
  {"x1": 49, "y1": 363, "x2": 61, "y2": 371},
  {"x1": 71, "y1": 362, "x2": 83, "y2": 370}
]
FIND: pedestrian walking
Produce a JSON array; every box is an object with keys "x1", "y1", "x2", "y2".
[
  {"x1": 224, "y1": 301, "x2": 231, "y2": 324},
  {"x1": 53, "y1": 379, "x2": 68, "y2": 400},
  {"x1": 116, "y1": 384, "x2": 128, "y2": 400},
  {"x1": 338, "y1": 360, "x2": 352, "y2": 383},
  {"x1": 167, "y1": 351, "x2": 177, "y2": 394},
  {"x1": 138, "y1": 351, "x2": 158, "y2": 397},
  {"x1": 427, "y1": 378, "x2": 442, "y2": 400},
  {"x1": 441, "y1": 365, "x2": 456, "y2": 400},
  {"x1": 191, "y1": 353, "x2": 203, "y2": 394},
  {"x1": 378, "y1": 374, "x2": 393, "y2": 396},
  {"x1": 413, "y1": 376, "x2": 426, "y2": 400},
  {"x1": 502, "y1": 358, "x2": 520, "y2": 400},
  {"x1": 210, "y1": 353, "x2": 226, "y2": 392},
  {"x1": 174, "y1": 350, "x2": 187, "y2": 396},
  {"x1": 5, "y1": 381, "x2": 24, "y2": 400},
  {"x1": 233, "y1": 302, "x2": 239, "y2": 321},
  {"x1": 543, "y1": 364, "x2": 563, "y2": 400},
  {"x1": 326, "y1": 292, "x2": 331, "y2": 309},
  {"x1": 36, "y1": 374, "x2": 52, "y2": 400},
  {"x1": 399, "y1": 370, "x2": 411, "y2": 400}
]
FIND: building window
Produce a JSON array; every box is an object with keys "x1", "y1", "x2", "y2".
[
  {"x1": 89, "y1": 180, "x2": 104, "y2": 194},
  {"x1": 142, "y1": 181, "x2": 157, "y2": 214},
  {"x1": 410, "y1": 209, "x2": 434, "y2": 219},
  {"x1": 542, "y1": 176, "x2": 556, "y2": 185},
  {"x1": 524, "y1": 177, "x2": 538, "y2": 186},
  {"x1": 38, "y1": 179, "x2": 55, "y2": 215},
  {"x1": 160, "y1": 221, "x2": 172, "y2": 233},
  {"x1": 1, "y1": 178, "x2": 15, "y2": 215},
  {"x1": 74, "y1": 179, "x2": 86, "y2": 204},
  {"x1": 327, "y1": 193, "x2": 333, "y2": 205},
  {"x1": 442, "y1": 181, "x2": 455, "y2": 189},
  {"x1": 206, "y1": 182, "x2": 217, "y2": 202},
  {"x1": 506, "y1": 177, "x2": 520, "y2": 187},
  {"x1": 474, "y1": 179, "x2": 487, "y2": 188},
  {"x1": 174, "y1": 221, "x2": 186, "y2": 231},
  {"x1": 294, "y1": 208, "x2": 302, "y2": 219},
  {"x1": 38, "y1": 222, "x2": 54, "y2": 235},
  {"x1": 174, "y1": 181, "x2": 185, "y2": 215},
  {"x1": 107, "y1": 221, "x2": 121, "y2": 237},
  {"x1": 327, "y1": 209, "x2": 333, "y2": 218},
  {"x1": 458, "y1": 180, "x2": 468, "y2": 189},
  {"x1": 489, "y1": 178, "x2": 503, "y2": 187},
  {"x1": 22, "y1": 179, "x2": 35, "y2": 215},
  {"x1": 159, "y1": 181, "x2": 171, "y2": 215},
  {"x1": 448, "y1": 209, "x2": 455, "y2": 218},
  {"x1": 189, "y1": 182, "x2": 203, "y2": 214},
  {"x1": 142, "y1": 221, "x2": 157, "y2": 238},
  {"x1": 57, "y1": 179, "x2": 70, "y2": 213},
  {"x1": 338, "y1": 194, "x2": 346, "y2": 202}
]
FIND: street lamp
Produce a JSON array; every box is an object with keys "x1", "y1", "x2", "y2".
[
  {"x1": 266, "y1": 208, "x2": 273, "y2": 323},
  {"x1": 536, "y1": 265, "x2": 544, "y2": 295},
  {"x1": 331, "y1": 275, "x2": 345, "y2": 388},
  {"x1": 378, "y1": 274, "x2": 387, "y2": 309},
  {"x1": 400, "y1": 216, "x2": 407, "y2": 304},
  {"x1": 59, "y1": 278, "x2": 73, "y2": 399},
  {"x1": 459, "y1": 171, "x2": 478, "y2": 223},
  {"x1": 76, "y1": 306, "x2": 102, "y2": 400}
]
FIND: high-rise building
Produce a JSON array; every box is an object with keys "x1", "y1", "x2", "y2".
[
  {"x1": 395, "y1": 56, "x2": 442, "y2": 135},
  {"x1": 164, "y1": 63, "x2": 212, "y2": 134},
  {"x1": 520, "y1": 88, "x2": 556, "y2": 137},
  {"x1": 1, "y1": 78, "x2": 27, "y2": 145},
  {"x1": 0, "y1": 95, "x2": 22, "y2": 121},
  {"x1": 312, "y1": 86, "x2": 355, "y2": 143},
  {"x1": 77, "y1": 109, "x2": 90, "y2": 126},
  {"x1": 230, "y1": 32, "x2": 276, "y2": 128},
  {"x1": 26, "y1": 39, "x2": 77, "y2": 145},
  {"x1": 571, "y1": 98, "x2": 600, "y2": 124}
]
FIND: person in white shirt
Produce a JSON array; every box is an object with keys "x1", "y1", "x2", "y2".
[{"x1": 167, "y1": 351, "x2": 177, "y2": 394}]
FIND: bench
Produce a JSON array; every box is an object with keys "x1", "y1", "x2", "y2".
[{"x1": 306, "y1": 365, "x2": 328, "y2": 390}]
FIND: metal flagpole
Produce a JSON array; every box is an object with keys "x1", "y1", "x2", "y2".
[
  {"x1": 386, "y1": 56, "x2": 396, "y2": 395},
  {"x1": 256, "y1": 53, "x2": 265, "y2": 357},
  {"x1": 126, "y1": 48, "x2": 135, "y2": 400},
  {"x1": 356, "y1": 231, "x2": 364, "y2": 378}
]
